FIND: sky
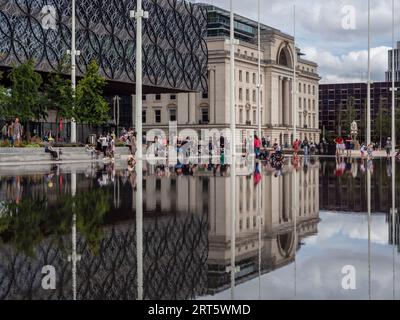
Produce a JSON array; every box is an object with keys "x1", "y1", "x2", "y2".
[
  {"x1": 200, "y1": 212, "x2": 400, "y2": 300},
  {"x1": 196, "y1": 0, "x2": 400, "y2": 84}
]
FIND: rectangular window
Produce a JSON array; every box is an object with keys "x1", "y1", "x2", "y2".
[
  {"x1": 169, "y1": 108, "x2": 176, "y2": 122},
  {"x1": 201, "y1": 108, "x2": 209, "y2": 123},
  {"x1": 142, "y1": 110, "x2": 147, "y2": 123},
  {"x1": 170, "y1": 94, "x2": 176, "y2": 100},
  {"x1": 202, "y1": 92, "x2": 208, "y2": 99},
  {"x1": 299, "y1": 98, "x2": 302, "y2": 108},
  {"x1": 299, "y1": 83, "x2": 301, "y2": 93},
  {"x1": 260, "y1": 75, "x2": 263, "y2": 85},
  {"x1": 246, "y1": 72, "x2": 249, "y2": 83},
  {"x1": 253, "y1": 73, "x2": 256, "y2": 84},
  {"x1": 260, "y1": 92, "x2": 262, "y2": 104},
  {"x1": 253, "y1": 110, "x2": 256, "y2": 124},
  {"x1": 142, "y1": 95, "x2": 146, "y2": 101},
  {"x1": 155, "y1": 94, "x2": 161, "y2": 100},
  {"x1": 239, "y1": 88, "x2": 243, "y2": 101},
  {"x1": 155, "y1": 109, "x2": 161, "y2": 123},
  {"x1": 239, "y1": 109, "x2": 243, "y2": 123},
  {"x1": 253, "y1": 90, "x2": 256, "y2": 103},
  {"x1": 308, "y1": 85, "x2": 311, "y2": 94},
  {"x1": 239, "y1": 70, "x2": 243, "y2": 82},
  {"x1": 246, "y1": 89, "x2": 250, "y2": 101}
]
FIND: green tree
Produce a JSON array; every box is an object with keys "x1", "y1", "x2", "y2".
[
  {"x1": 8, "y1": 60, "x2": 45, "y2": 140},
  {"x1": 342, "y1": 96, "x2": 356, "y2": 137},
  {"x1": 75, "y1": 60, "x2": 109, "y2": 130},
  {"x1": 44, "y1": 59, "x2": 74, "y2": 141}
]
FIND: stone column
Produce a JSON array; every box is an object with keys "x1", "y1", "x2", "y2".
[
  {"x1": 189, "y1": 92, "x2": 196, "y2": 124},
  {"x1": 209, "y1": 67, "x2": 216, "y2": 124},
  {"x1": 278, "y1": 76, "x2": 283, "y2": 125},
  {"x1": 284, "y1": 78, "x2": 290, "y2": 126}
]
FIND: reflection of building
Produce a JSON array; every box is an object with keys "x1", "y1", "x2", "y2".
[
  {"x1": 0, "y1": 163, "x2": 320, "y2": 299},
  {"x1": 319, "y1": 159, "x2": 400, "y2": 213},
  {"x1": 138, "y1": 5, "x2": 320, "y2": 145},
  {"x1": 207, "y1": 164, "x2": 320, "y2": 294}
]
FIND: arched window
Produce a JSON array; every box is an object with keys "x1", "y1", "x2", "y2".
[{"x1": 277, "y1": 45, "x2": 293, "y2": 68}]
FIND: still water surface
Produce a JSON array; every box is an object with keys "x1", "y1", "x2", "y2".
[{"x1": 0, "y1": 158, "x2": 399, "y2": 300}]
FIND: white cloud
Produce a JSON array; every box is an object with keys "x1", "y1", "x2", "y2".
[
  {"x1": 303, "y1": 46, "x2": 390, "y2": 83},
  {"x1": 200, "y1": 0, "x2": 396, "y2": 83}
]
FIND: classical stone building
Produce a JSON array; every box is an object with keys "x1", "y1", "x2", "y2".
[{"x1": 136, "y1": 5, "x2": 321, "y2": 146}]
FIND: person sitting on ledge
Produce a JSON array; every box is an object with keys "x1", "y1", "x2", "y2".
[{"x1": 44, "y1": 139, "x2": 60, "y2": 160}]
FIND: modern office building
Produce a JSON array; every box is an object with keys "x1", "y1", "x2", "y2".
[
  {"x1": 0, "y1": 0, "x2": 208, "y2": 141},
  {"x1": 386, "y1": 41, "x2": 400, "y2": 82},
  {"x1": 319, "y1": 81, "x2": 400, "y2": 143},
  {"x1": 137, "y1": 4, "x2": 321, "y2": 146}
]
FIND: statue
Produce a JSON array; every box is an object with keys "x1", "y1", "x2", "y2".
[{"x1": 350, "y1": 120, "x2": 358, "y2": 136}]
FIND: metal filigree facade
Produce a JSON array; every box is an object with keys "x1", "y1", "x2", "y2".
[{"x1": 0, "y1": 0, "x2": 208, "y2": 93}]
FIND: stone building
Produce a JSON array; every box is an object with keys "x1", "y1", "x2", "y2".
[{"x1": 136, "y1": 5, "x2": 321, "y2": 146}]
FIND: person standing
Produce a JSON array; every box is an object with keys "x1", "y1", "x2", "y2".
[
  {"x1": 13, "y1": 118, "x2": 22, "y2": 145},
  {"x1": 8, "y1": 121, "x2": 14, "y2": 147},
  {"x1": 1, "y1": 122, "x2": 7, "y2": 141},
  {"x1": 302, "y1": 138, "x2": 309, "y2": 156},
  {"x1": 385, "y1": 137, "x2": 392, "y2": 158},
  {"x1": 254, "y1": 135, "x2": 261, "y2": 159}
]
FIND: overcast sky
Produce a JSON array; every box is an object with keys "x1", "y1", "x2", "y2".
[{"x1": 198, "y1": 0, "x2": 399, "y2": 84}]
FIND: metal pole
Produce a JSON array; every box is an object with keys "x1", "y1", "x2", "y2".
[
  {"x1": 292, "y1": 5, "x2": 297, "y2": 145},
  {"x1": 392, "y1": 0, "x2": 396, "y2": 155},
  {"x1": 257, "y1": 0, "x2": 262, "y2": 139},
  {"x1": 70, "y1": 0, "x2": 77, "y2": 143},
  {"x1": 367, "y1": 0, "x2": 371, "y2": 145},
  {"x1": 130, "y1": 0, "x2": 148, "y2": 301},
  {"x1": 229, "y1": 0, "x2": 236, "y2": 301},
  {"x1": 367, "y1": 170, "x2": 371, "y2": 300}
]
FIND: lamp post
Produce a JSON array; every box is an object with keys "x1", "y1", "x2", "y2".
[
  {"x1": 130, "y1": 0, "x2": 148, "y2": 301},
  {"x1": 367, "y1": 0, "x2": 371, "y2": 145},
  {"x1": 257, "y1": 0, "x2": 261, "y2": 139},
  {"x1": 229, "y1": 0, "x2": 237, "y2": 301},
  {"x1": 70, "y1": 0, "x2": 80, "y2": 143}
]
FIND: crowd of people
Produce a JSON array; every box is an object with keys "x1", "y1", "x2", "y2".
[{"x1": 1, "y1": 118, "x2": 23, "y2": 146}]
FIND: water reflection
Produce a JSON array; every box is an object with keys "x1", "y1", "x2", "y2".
[{"x1": 0, "y1": 158, "x2": 398, "y2": 300}]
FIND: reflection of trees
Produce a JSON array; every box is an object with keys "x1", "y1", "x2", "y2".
[{"x1": 0, "y1": 190, "x2": 110, "y2": 256}]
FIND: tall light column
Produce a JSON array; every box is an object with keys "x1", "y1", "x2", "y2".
[
  {"x1": 229, "y1": 0, "x2": 237, "y2": 301},
  {"x1": 367, "y1": 0, "x2": 371, "y2": 145},
  {"x1": 292, "y1": 5, "x2": 297, "y2": 144},
  {"x1": 130, "y1": 0, "x2": 148, "y2": 301},
  {"x1": 70, "y1": 0, "x2": 78, "y2": 143},
  {"x1": 391, "y1": 0, "x2": 396, "y2": 155},
  {"x1": 257, "y1": 0, "x2": 262, "y2": 139},
  {"x1": 131, "y1": 1, "x2": 148, "y2": 161}
]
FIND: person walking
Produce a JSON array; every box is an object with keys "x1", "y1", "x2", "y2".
[
  {"x1": 13, "y1": 118, "x2": 22, "y2": 145},
  {"x1": 302, "y1": 138, "x2": 309, "y2": 156}
]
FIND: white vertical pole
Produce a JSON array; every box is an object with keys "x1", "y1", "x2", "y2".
[
  {"x1": 131, "y1": 0, "x2": 148, "y2": 301},
  {"x1": 229, "y1": 0, "x2": 236, "y2": 301},
  {"x1": 292, "y1": 5, "x2": 297, "y2": 144},
  {"x1": 70, "y1": 0, "x2": 77, "y2": 143},
  {"x1": 257, "y1": 0, "x2": 261, "y2": 139},
  {"x1": 132, "y1": 0, "x2": 148, "y2": 161},
  {"x1": 367, "y1": 0, "x2": 371, "y2": 145},
  {"x1": 392, "y1": 0, "x2": 396, "y2": 155},
  {"x1": 367, "y1": 169, "x2": 371, "y2": 300}
]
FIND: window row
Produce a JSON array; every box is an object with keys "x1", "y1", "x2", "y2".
[
  {"x1": 238, "y1": 88, "x2": 263, "y2": 103},
  {"x1": 298, "y1": 82, "x2": 316, "y2": 95},
  {"x1": 141, "y1": 108, "x2": 209, "y2": 124},
  {"x1": 298, "y1": 98, "x2": 317, "y2": 111},
  {"x1": 238, "y1": 70, "x2": 263, "y2": 85}
]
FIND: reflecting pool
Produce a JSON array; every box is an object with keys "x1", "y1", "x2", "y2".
[{"x1": 0, "y1": 158, "x2": 399, "y2": 300}]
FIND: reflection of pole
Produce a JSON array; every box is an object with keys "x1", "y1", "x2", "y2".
[
  {"x1": 136, "y1": 160, "x2": 143, "y2": 300},
  {"x1": 257, "y1": 168, "x2": 262, "y2": 300},
  {"x1": 69, "y1": 170, "x2": 80, "y2": 301},
  {"x1": 293, "y1": 168, "x2": 297, "y2": 298},
  {"x1": 392, "y1": 155, "x2": 396, "y2": 300},
  {"x1": 229, "y1": 0, "x2": 236, "y2": 301},
  {"x1": 367, "y1": 169, "x2": 371, "y2": 300}
]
